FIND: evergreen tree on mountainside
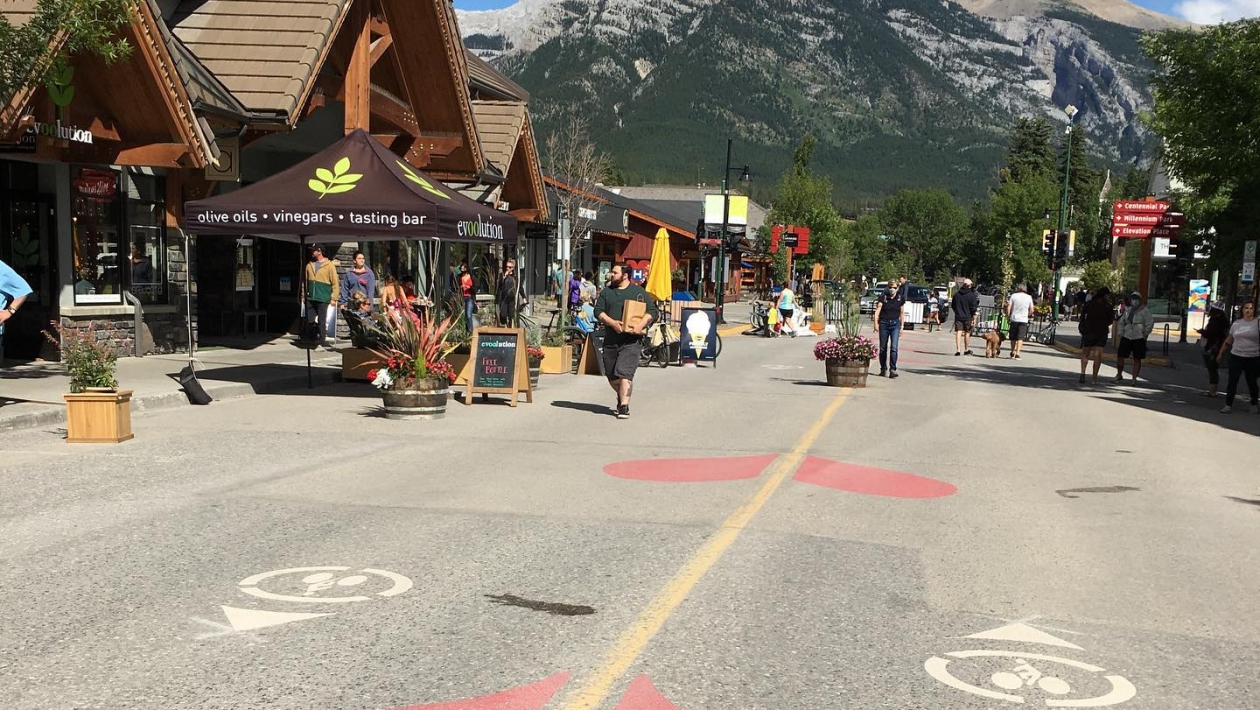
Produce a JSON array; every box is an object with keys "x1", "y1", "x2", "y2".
[
  {"x1": 1002, "y1": 118, "x2": 1058, "y2": 184},
  {"x1": 1057, "y1": 131, "x2": 1107, "y2": 262}
]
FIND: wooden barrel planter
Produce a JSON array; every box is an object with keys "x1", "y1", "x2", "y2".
[
  {"x1": 528, "y1": 357, "x2": 542, "y2": 388},
  {"x1": 825, "y1": 359, "x2": 869, "y2": 388},
  {"x1": 381, "y1": 381, "x2": 449, "y2": 420}
]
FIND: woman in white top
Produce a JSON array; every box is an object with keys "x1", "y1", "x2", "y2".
[{"x1": 1216, "y1": 300, "x2": 1259, "y2": 414}]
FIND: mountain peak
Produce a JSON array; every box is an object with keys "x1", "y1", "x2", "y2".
[{"x1": 953, "y1": 0, "x2": 1190, "y2": 30}]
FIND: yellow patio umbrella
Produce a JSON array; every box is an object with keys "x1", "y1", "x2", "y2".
[{"x1": 645, "y1": 227, "x2": 673, "y2": 302}]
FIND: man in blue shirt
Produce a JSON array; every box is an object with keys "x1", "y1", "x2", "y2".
[{"x1": 0, "y1": 258, "x2": 34, "y2": 363}]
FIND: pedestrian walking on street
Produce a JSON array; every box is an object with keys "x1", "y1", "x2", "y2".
[
  {"x1": 776, "y1": 280, "x2": 797, "y2": 337},
  {"x1": 873, "y1": 282, "x2": 905, "y2": 378},
  {"x1": 0, "y1": 257, "x2": 33, "y2": 364},
  {"x1": 1005, "y1": 284, "x2": 1034, "y2": 359},
  {"x1": 594, "y1": 263, "x2": 659, "y2": 419},
  {"x1": 1077, "y1": 287, "x2": 1113, "y2": 385},
  {"x1": 459, "y1": 260, "x2": 476, "y2": 331},
  {"x1": 303, "y1": 244, "x2": 339, "y2": 345},
  {"x1": 1197, "y1": 302, "x2": 1229, "y2": 397},
  {"x1": 496, "y1": 258, "x2": 523, "y2": 327},
  {"x1": 1216, "y1": 300, "x2": 1260, "y2": 414},
  {"x1": 1115, "y1": 291, "x2": 1155, "y2": 383},
  {"x1": 951, "y1": 278, "x2": 980, "y2": 356}
]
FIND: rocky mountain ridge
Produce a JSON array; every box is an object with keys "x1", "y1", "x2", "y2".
[{"x1": 459, "y1": 0, "x2": 1179, "y2": 201}]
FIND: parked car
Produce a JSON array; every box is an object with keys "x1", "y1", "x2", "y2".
[
  {"x1": 859, "y1": 288, "x2": 882, "y2": 314},
  {"x1": 901, "y1": 283, "x2": 931, "y2": 328}
]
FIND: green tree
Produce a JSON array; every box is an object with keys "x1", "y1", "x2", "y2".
[
  {"x1": 1002, "y1": 117, "x2": 1057, "y2": 184},
  {"x1": 841, "y1": 215, "x2": 887, "y2": 282},
  {"x1": 767, "y1": 133, "x2": 848, "y2": 277},
  {"x1": 1057, "y1": 130, "x2": 1106, "y2": 263},
  {"x1": 1142, "y1": 20, "x2": 1260, "y2": 276},
  {"x1": 985, "y1": 176, "x2": 1057, "y2": 286},
  {"x1": 0, "y1": 0, "x2": 134, "y2": 109},
  {"x1": 878, "y1": 189, "x2": 968, "y2": 281},
  {"x1": 1080, "y1": 260, "x2": 1123, "y2": 294},
  {"x1": 1142, "y1": 21, "x2": 1260, "y2": 197}
]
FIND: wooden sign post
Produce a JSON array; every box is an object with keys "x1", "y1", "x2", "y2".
[{"x1": 466, "y1": 327, "x2": 532, "y2": 407}]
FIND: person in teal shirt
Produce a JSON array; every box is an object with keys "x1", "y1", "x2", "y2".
[
  {"x1": 776, "y1": 281, "x2": 797, "y2": 337},
  {"x1": 0, "y1": 258, "x2": 34, "y2": 360}
]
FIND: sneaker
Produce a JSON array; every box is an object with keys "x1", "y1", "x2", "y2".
[
  {"x1": 964, "y1": 350, "x2": 974, "y2": 356},
  {"x1": 878, "y1": 370, "x2": 887, "y2": 377},
  {"x1": 1114, "y1": 373, "x2": 1124, "y2": 383},
  {"x1": 1014, "y1": 354, "x2": 1021, "y2": 360},
  {"x1": 1079, "y1": 374, "x2": 1087, "y2": 384},
  {"x1": 617, "y1": 404, "x2": 629, "y2": 419},
  {"x1": 954, "y1": 352, "x2": 961, "y2": 357},
  {"x1": 889, "y1": 371, "x2": 899, "y2": 379},
  {"x1": 1220, "y1": 405, "x2": 1232, "y2": 414}
]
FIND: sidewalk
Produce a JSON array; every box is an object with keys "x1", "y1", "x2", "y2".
[{"x1": 1, "y1": 336, "x2": 341, "y2": 433}]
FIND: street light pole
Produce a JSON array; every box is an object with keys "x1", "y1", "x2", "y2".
[
  {"x1": 1052, "y1": 105, "x2": 1078, "y2": 325},
  {"x1": 717, "y1": 138, "x2": 732, "y2": 324}
]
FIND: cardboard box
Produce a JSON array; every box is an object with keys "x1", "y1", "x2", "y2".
[{"x1": 622, "y1": 299, "x2": 647, "y2": 331}]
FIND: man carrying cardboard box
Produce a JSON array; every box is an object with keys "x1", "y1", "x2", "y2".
[{"x1": 594, "y1": 263, "x2": 660, "y2": 419}]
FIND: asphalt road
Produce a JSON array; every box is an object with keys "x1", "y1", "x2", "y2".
[{"x1": 2, "y1": 325, "x2": 1257, "y2": 710}]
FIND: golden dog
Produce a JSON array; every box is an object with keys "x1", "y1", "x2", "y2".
[{"x1": 982, "y1": 330, "x2": 1006, "y2": 358}]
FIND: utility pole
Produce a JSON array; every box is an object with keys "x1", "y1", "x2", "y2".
[
  {"x1": 1053, "y1": 105, "x2": 1078, "y2": 324},
  {"x1": 717, "y1": 138, "x2": 732, "y2": 325}
]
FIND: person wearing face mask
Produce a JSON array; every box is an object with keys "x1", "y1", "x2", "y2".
[
  {"x1": 872, "y1": 281, "x2": 906, "y2": 378},
  {"x1": 1115, "y1": 291, "x2": 1154, "y2": 383}
]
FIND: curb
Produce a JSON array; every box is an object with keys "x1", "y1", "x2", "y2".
[
  {"x1": 1050, "y1": 341, "x2": 1173, "y2": 368},
  {"x1": 0, "y1": 367, "x2": 342, "y2": 434}
]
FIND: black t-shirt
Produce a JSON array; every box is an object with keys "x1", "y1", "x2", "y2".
[{"x1": 877, "y1": 291, "x2": 904, "y2": 322}]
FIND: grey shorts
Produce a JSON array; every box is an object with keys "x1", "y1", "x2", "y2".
[{"x1": 602, "y1": 340, "x2": 642, "y2": 382}]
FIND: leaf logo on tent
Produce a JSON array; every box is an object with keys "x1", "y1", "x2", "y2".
[
  {"x1": 396, "y1": 160, "x2": 450, "y2": 200},
  {"x1": 308, "y1": 157, "x2": 363, "y2": 199}
]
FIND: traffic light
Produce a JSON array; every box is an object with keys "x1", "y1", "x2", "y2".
[
  {"x1": 1042, "y1": 229, "x2": 1054, "y2": 255},
  {"x1": 1053, "y1": 230, "x2": 1075, "y2": 262}
]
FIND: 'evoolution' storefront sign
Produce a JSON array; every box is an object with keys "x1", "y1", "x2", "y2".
[{"x1": 27, "y1": 120, "x2": 94, "y2": 144}]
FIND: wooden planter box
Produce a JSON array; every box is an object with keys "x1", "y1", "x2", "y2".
[
  {"x1": 539, "y1": 345, "x2": 571, "y2": 374},
  {"x1": 342, "y1": 347, "x2": 377, "y2": 381},
  {"x1": 64, "y1": 390, "x2": 134, "y2": 443}
]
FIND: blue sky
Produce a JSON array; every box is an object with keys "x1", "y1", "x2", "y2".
[{"x1": 452, "y1": 0, "x2": 1259, "y2": 22}]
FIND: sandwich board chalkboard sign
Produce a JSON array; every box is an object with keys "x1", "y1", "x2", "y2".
[
  {"x1": 466, "y1": 327, "x2": 532, "y2": 407},
  {"x1": 578, "y1": 327, "x2": 607, "y2": 376}
]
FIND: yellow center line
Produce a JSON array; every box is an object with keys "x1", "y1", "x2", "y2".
[{"x1": 557, "y1": 389, "x2": 852, "y2": 710}]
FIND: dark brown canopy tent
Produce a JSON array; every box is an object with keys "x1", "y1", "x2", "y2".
[
  {"x1": 182, "y1": 129, "x2": 519, "y2": 388},
  {"x1": 185, "y1": 128, "x2": 517, "y2": 243}
]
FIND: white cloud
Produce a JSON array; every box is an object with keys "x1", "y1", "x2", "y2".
[{"x1": 1174, "y1": 0, "x2": 1260, "y2": 23}]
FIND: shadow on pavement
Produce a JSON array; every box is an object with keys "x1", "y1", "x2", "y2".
[
  {"x1": 550, "y1": 400, "x2": 616, "y2": 416},
  {"x1": 0, "y1": 362, "x2": 63, "y2": 380},
  {"x1": 1225, "y1": 496, "x2": 1260, "y2": 510},
  {"x1": 913, "y1": 362, "x2": 1259, "y2": 437}
]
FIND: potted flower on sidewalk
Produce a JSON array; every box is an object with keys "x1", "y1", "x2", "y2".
[
  {"x1": 526, "y1": 345, "x2": 544, "y2": 388},
  {"x1": 366, "y1": 310, "x2": 457, "y2": 420},
  {"x1": 814, "y1": 334, "x2": 877, "y2": 388},
  {"x1": 45, "y1": 322, "x2": 133, "y2": 443}
]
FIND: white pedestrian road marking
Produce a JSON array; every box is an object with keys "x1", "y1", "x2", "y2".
[
  {"x1": 966, "y1": 622, "x2": 1084, "y2": 650},
  {"x1": 237, "y1": 566, "x2": 413, "y2": 604},
  {"x1": 220, "y1": 605, "x2": 332, "y2": 632}
]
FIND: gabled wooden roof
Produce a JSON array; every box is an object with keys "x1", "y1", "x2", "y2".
[
  {"x1": 169, "y1": 0, "x2": 351, "y2": 122},
  {"x1": 0, "y1": 0, "x2": 217, "y2": 168},
  {"x1": 467, "y1": 50, "x2": 528, "y2": 102}
]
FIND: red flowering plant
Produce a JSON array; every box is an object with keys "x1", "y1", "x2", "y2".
[
  {"x1": 526, "y1": 345, "x2": 544, "y2": 361},
  {"x1": 365, "y1": 308, "x2": 457, "y2": 390}
]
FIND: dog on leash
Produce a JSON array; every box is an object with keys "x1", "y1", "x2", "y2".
[{"x1": 981, "y1": 330, "x2": 1006, "y2": 358}]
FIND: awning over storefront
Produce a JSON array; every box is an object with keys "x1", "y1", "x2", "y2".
[{"x1": 184, "y1": 129, "x2": 517, "y2": 243}]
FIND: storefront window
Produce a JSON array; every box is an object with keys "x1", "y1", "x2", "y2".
[
  {"x1": 126, "y1": 171, "x2": 166, "y2": 305},
  {"x1": 72, "y1": 167, "x2": 122, "y2": 304}
]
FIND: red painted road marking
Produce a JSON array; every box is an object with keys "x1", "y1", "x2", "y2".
[
  {"x1": 379, "y1": 672, "x2": 570, "y2": 710},
  {"x1": 613, "y1": 676, "x2": 683, "y2": 709},
  {"x1": 794, "y1": 456, "x2": 957, "y2": 498},
  {"x1": 604, "y1": 455, "x2": 777, "y2": 483}
]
